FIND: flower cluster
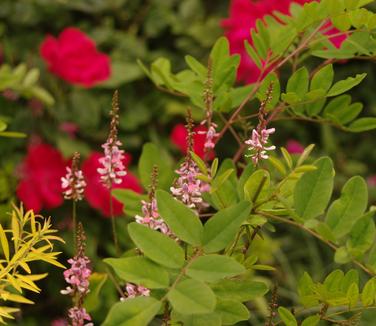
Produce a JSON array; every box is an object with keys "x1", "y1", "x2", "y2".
[
  {"x1": 97, "y1": 90, "x2": 127, "y2": 188},
  {"x1": 135, "y1": 166, "x2": 171, "y2": 235},
  {"x1": 61, "y1": 223, "x2": 92, "y2": 326},
  {"x1": 61, "y1": 152, "x2": 86, "y2": 201},
  {"x1": 245, "y1": 128, "x2": 276, "y2": 164},
  {"x1": 123, "y1": 283, "x2": 150, "y2": 300},
  {"x1": 61, "y1": 255, "x2": 91, "y2": 296},
  {"x1": 198, "y1": 122, "x2": 219, "y2": 152},
  {"x1": 67, "y1": 307, "x2": 93, "y2": 326},
  {"x1": 135, "y1": 198, "x2": 171, "y2": 235},
  {"x1": 170, "y1": 112, "x2": 209, "y2": 212},
  {"x1": 245, "y1": 84, "x2": 276, "y2": 164},
  {"x1": 40, "y1": 27, "x2": 110, "y2": 87}
]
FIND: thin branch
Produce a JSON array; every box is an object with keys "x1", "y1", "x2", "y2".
[{"x1": 258, "y1": 211, "x2": 376, "y2": 277}]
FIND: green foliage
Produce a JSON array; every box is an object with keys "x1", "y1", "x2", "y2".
[{"x1": 0, "y1": 205, "x2": 64, "y2": 323}]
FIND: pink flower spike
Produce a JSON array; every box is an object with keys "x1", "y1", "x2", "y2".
[
  {"x1": 61, "y1": 153, "x2": 86, "y2": 201},
  {"x1": 123, "y1": 283, "x2": 150, "y2": 300}
]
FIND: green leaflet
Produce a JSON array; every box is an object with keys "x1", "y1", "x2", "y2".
[
  {"x1": 102, "y1": 296, "x2": 161, "y2": 326},
  {"x1": 186, "y1": 255, "x2": 245, "y2": 282},
  {"x1": 168, "y1": 279, "x2": 216, "y2": 315},
  {"x1": 128, "y1": 223, "x2": 185, "y2": 269},
  {"x1": 203, "y1": 201, "x2": 252, "y2": 253},
  {"x1": 104, "y1": 256, "x2": 169, "y2": 289},
  {"x1": 326, "y1": 176, "x2": 368, "y2": 239},
  {"x1": 294, "y1": 157, "x2": 334, "y2": 220},
  {"x1": 156, "y1": 190, "x2": 203, "y2": 246},
  {"x1": 215, "y1": 299, "x2": 250, "y2": 325}
]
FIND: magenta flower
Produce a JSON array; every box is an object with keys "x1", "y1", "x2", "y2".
[
  {"x1": 286, "y1": 139, "x2": 304, "y2": 154},
  {"x1": 245, "y1": 127, "x2": 276, "y2": 164}
]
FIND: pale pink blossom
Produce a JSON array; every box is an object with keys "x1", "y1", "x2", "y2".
[
  {"x1": 170, "y1": 160, "x2": 209, "y2": 212},
  {"x1": 61, "y1": 167, "x2": 86, "y2": 201},
  {"x1": 135, "y1": 199, "x2": 171, "y2": 235},
  {"x1": 67, "y1": 307, "x2": 93, "y2": 326},
  {"x1": 245, "y1": 127, "x2": 276, "y2": 164},
  {"x1": 198, "y1": 121, "x2": 219, "y2": 151},
  {"x1": 123, "y1": 283, "x2": 150, "y2": 300},
  {"x1": 97, "y1": 139, "x2": 127, "y2": 187}
]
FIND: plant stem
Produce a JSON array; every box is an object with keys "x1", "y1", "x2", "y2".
[
  {"x1": 109, "y1": 186, "x2": 120, "y2": 256},
  {"x1": 258, "y1": 211, "x2": 375, "y2": 276},
  {"x1": 106, "y1": 266, "x2": 126, "y2": 299},
  {"x1": 72, "y1": 200, "x2": 77, "y2": 250}
]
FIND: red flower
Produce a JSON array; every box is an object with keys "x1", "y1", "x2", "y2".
[
  {"x1": 82, "y1": 152, "x2": 142, "y2": 217},
  {"x1": 222, "y1": 0, "x2": 346, "y2": 84},
  {"x1": 170, "y1": 124, "x2": 215, "y2": 160},
  {"x1": 16, "y1": 143, "x2": 67, "y2": 212},
  {"x1": 40, "y1": 27, "x2": 111, "y2": 87}
]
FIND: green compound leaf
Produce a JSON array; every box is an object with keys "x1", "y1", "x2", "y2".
[
  {"x1": 128, "y1": 223, "x2": 185, "y2": 269},
  {"x1": 104, "y1": 256, "x2": 169, "y2": 289}
]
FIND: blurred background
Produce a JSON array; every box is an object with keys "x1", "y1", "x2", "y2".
[{"x1": 1, "y1": 0, "x2": 376, "y2": 324}]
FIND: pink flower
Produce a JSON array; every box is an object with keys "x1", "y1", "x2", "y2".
[
  {"x1": 286, "y1": 139, "x2": 304, "y2": 154},
  {"x1": 40, "y1": 27, "x2": 110, "y2": 87},
  {"x1": 245, "y1": 127, "x2": 276, "y2": 164},
  {"x1": 135, "y1": 199, "x2": 171, "y2": 235},
  {"x1": 97, "y1": 139, "x2": 127, "y2": 188},
  {"x1": 16, "y1": 143, "x2": 67, "y2": 212},
  {"x1": 222, "y1": 0, "x2": 346, "y2": 84},
  {"x1": 61, "y1": 256, "x2": 91, "y2": 296},
  {"x1": 124, "y1": 283, "x2": 150, "y2": 299},
  {"x1": 67, "y1": 307, "x2": 92, "y2": 326},
  {"x1": 82, "y1": 152, "x2": 142, "y2": 217},
  {"x1": 170, "y1": 160, "x2": 209, "y2": 212},
  {"x1": 171, "y1": 124, "x2": 215, "y2": 160}
]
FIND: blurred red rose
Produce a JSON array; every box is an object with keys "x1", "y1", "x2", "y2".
[
  {"x1": 170, "y1": 124, "x2": 215, "y2": 160},
  {"x1": 286, "y1": 139, "x2": 305, "y2": 154},
  {"x1": 16, "y1": 143, "x2": 67, "y2": 212},
  {"x1": 222, "y1": 0, "x2": 346, "y2": 84},
  {"x1": 40, "y1": 27, "x2": 110, "y2": 87},
  {"x1": 367, "y1": 175, "x2": 376, "y2": 187},
  {"x1": 82, "y1": 152, "x2": 142, "y2": 217}
]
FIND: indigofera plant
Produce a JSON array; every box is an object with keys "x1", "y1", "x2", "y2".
[
  {"x1": 98, "y1": 0, "x2": 376, "y2": 324},
  {"x1": 0, "y1": 205, "x2": 64, "y2": 323}
]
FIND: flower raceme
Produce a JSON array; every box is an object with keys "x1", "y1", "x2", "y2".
[
  {"x1": 40, "y1": 27, "x2": 110, "y2": 87},
  {"x1": 97, "y1": 91, "x2": 127, "y2": 189},
  {"x1": 83, "y1": 152, "x2": 142, "y2": 217},
  {"x1": 61, "y1": 152, "x2": 86, "y2": 201},
  {"x1": 97, "y1": 139, "x2": 127, "y2": 187},
  {"x1": 222, "y1": 0, "x2": 347, "y2": 83},
  {"x1": 245, "y1": 128, "x2": 276, "y2": 164}
]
